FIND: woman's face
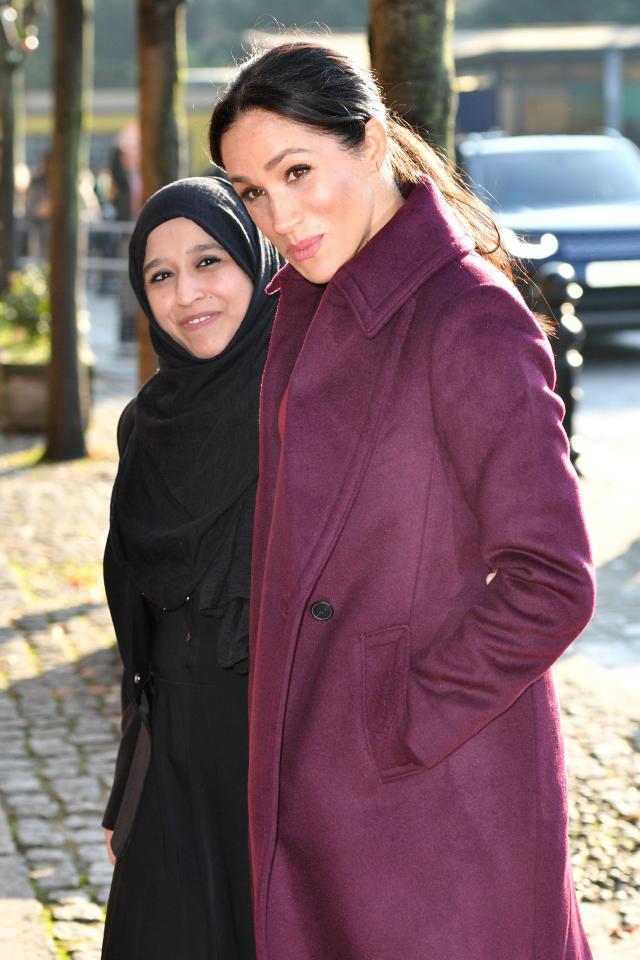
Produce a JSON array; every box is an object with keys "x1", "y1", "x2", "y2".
[
  {"x1": 220, "y1": 109, "x2": 393, "y2": 284},
  {"x1": 143, "y1": 217, "x2": 253, "y2": 358}
]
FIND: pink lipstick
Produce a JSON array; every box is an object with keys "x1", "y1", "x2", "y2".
[{"x1": 287, "y1": 234, "x2": 324, "y2": 263}]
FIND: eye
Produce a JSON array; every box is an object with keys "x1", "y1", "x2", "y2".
[
  {"x1": 197, "y1": 255, "x2": 221, "y2": 268},
  {"x1": 241, "y1": 186, "x2": 264, "y2": 203},
  {"x1": 286, "y1": 164, "x2": 310, "y2": 183},
  {"x1": 148, "y1": 269, "x2": 172, "y2": 285}
]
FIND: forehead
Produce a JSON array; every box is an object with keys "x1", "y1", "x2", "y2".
[
  {"x1": 145, "y1": 217, "x2": 215, "y2": 253},
  {"x1": 221, "y1": 108, "x2": 344, "y2": 172}
]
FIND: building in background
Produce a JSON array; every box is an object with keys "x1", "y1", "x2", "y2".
[
  {"x1": 455, "y1": 24, "x2": 640, "y2": 142},
  {"x1": 19, "y1": 24, "x2": 640, "y2": 175}
]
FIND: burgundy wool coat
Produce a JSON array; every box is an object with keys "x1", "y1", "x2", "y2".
[{"x1": 248, "y1": 178, "x2": 595, "y2": 960}]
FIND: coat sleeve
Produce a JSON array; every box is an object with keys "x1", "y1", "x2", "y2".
[
  {"x1": 101, "y1": 537, "x2": 153, "y2": 850},
  {"x1": 101, "y1": 398, "x2": 152, "y2": 841},
  {"x1": 101, "y1": 683, "x2": 142, "y2": 830},
  {"x1": 405, "y1": 279, "x2": 595, "y2": 770}
]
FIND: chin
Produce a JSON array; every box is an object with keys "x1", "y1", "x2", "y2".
[
  {"x1": 295, "y1": 258, "x2": 342, "y2": 286},
  {"x1": 190, "y1": 341, "x2": 223, "y2": 359}
]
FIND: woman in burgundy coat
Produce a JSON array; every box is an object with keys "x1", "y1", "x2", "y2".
[{"x1": 209, "y1": 43, "x2": 596, "y2": 960}]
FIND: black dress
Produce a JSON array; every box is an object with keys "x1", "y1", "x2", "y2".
[{"x1": 101, "y1": 594, "x2": 255, "y2": 960}]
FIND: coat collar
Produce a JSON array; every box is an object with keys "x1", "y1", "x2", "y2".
[{"x1": 265, "y1": 177, "x2": 474, "y2": 339}]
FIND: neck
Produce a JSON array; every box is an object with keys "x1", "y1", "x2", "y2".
[{"x1": 368, "y1": 174, "x2": 406, "y2": 243}]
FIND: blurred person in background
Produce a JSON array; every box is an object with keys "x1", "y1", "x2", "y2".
[
  {"x1": 109, "y1": 123, "x2": 142, "y2": 340},
  {"x1": 25, "y1": 150, "x2": 52, "y2": 259},
  {"x1": 109, "y1": 122, "x2": 142, "y2": 223},
  {"x1": 25, "y1": 152, "x2": 101, "y2": 261}
]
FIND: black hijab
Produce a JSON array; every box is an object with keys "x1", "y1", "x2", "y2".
[{"x1": 110, "y1": 176, "x2": 281, "y2": 673}]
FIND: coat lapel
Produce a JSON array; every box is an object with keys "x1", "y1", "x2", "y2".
[{"x1": 279, "y1": 284, "x2": 416, "y2": 602}]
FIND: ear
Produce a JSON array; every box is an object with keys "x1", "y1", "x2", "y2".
[{"x1": 362, "y1": 117, "x2": 389, "y2": 174}]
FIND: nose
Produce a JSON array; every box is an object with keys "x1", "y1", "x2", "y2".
[
  {"x1": 270, "y1": 191, "x2": 303, "y2": 238},
  {"x1": 175, "y1": 268, "x2": 205, "y2": 306}
]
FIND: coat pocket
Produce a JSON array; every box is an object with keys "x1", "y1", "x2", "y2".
[{"x1": 361, "y1": 625, "x2": 423, "y2": 782}]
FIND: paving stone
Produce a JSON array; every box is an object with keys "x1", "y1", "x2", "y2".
[
  {"x1": 70, "y1": 730, "x2": 116, "y2": 747},
  {"x1": 0, "y1": 855, "x2": 58, "y2": 959},
  {"x1": 28, "y1": 721, "x2": 70, "y2": 736},
  {"x1": 87, "y1": 860, "x2": 114, "y2": 887},
  {"x1": 73, "y1": 718, "x2": 112, "y2": 734},
  {"x1": 84, "y1": 750, "x2": 116, "y2": 768},
  {"x1": 51, "y1": 921, "x2": 103, "y2": 948},
  {"x1": 0, "y1": 805, "x2": 16, "y2": 856},
  {"x1": 64, "y1": 814, "x2": 102, "y2": 831},
  {"x1": 18, "y1": 615, "x2": 49, "y2": 632},
  {"x1": 76, "y1": 845, "x2": 110, "y2": 870},
  {"x1": 0, "y1": 713, "x2": 26, "y2": 732},
  {"x1": 64, "y1": 801, "x2": 105, "y2": 816},
  {"x1": 4, "y1": 794, "x2": 61, "y2": 819},
  {"x1": 29, "y1": 736, "x2": 78, "y2": 758},
  {"x1": 0, "y1": 757, "x2": 35, "y2": 774},
  {"x1": 62, "y1": 700, "x2": 101, "y2": 720},
  {"x1": 15, "y1": 819, "x2": 66, "y2": 849},
  {"x1": 51, "y1": 900, "x2": 103, "y2": 923},
  {"x1": 93, "y1": 885, "x2": 112, "y2": 907},
  {"x1": 69, "y1": 949, "x2": 102, "y2": 960},
  {"x1": 41, "y1": 758, "x2": 82, "y2": 779},
  {"x1": 26, "y1": 848, "x2": 73, "y2": 864},
  {"x1": 1, "y1": 771, "x2": 41, "y2": 793},
  {"x1": 51, "y1": 777, "x2": 103, "y2": 806},
  {"x1": 30, "y1": 858, "x2": 80, "y2": 892},
  {"x1": 50, "y1": 890, "x2": 90, "y2": 905},
  {"x1": 45, "y1": 888, "x2": 91, "y2": 906},
  {"x1": 0, "y1": 743, "x2": 29, "y2": 763},
  {"x1": 70, "y1": 827, "x2": 104, "y2": 847},
  {"x1": 18, "y1": 703, "x2": 60, "y2": 722}
]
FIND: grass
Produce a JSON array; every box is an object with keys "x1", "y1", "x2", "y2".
[{"x1": 40, "y1": 905, "x2": 72, "y2": 960}]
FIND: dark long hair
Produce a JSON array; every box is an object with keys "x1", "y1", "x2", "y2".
[{"x1": 209, "y1": 41, "x2": 512, "y2": 280}]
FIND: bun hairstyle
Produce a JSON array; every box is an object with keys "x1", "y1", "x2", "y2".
[{"x1": 209, "y1": 41, "x2": 512, "y2": 280}]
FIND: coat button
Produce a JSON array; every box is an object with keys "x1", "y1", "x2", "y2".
[
  {"x1": 310, "y1": 600, "x2": 334, "y2": 621},
  {"x1": 134, "y1": 673, "x2": 142, "y2": 685}
]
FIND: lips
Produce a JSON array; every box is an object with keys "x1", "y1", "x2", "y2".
[
  {"x1": 176, "y1": 312, "x2": 220, "y2": 330},
  {"x1": 287, "y1": 234, "x2": 324, "y2": 263}
]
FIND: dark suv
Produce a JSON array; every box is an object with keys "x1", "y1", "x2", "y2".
[{"x1": 458, "y1": 134, "x2": 640, "y2": 332}]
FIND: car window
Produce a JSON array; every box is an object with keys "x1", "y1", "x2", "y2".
[{"x1": 466, "y1": 149, "x2": 640, "y2": 211}]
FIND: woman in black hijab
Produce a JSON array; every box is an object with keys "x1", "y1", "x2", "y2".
[{"x1": 100, "y1": 177, "x2": 281, "y2": 960}]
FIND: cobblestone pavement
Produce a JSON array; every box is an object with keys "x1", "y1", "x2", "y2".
[{"x1": 0, "y1": 314, "x2": 638, "y2": 958}]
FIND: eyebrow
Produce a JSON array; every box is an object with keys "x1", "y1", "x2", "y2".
[
  {"x1": 142, "y1": 241, "x2": 224, "y2": 276},
  {"x1": 229, "y1": 147, "x2": 312, "y2": 184}
]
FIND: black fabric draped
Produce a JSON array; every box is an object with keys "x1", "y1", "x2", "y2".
[{"x1": 109, "y1": 176, "x2": 281, "y2": 673}]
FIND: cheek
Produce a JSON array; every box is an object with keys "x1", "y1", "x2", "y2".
[
  {"x1": 246, "y1": 203, "x2": 275, "y2": 244},
  {"x1": 233, "y1": 287, "x2": 253, "y2": 324},
  {"x1": 306, "y1": 168, "x2": 372, "y2": 244},
  {"x1": 146, "y1": 288, "x2": 173, "y2": 329},
  {"x1": 330, "y1": 171, "x2": 371, "y2": 225},
  {"x1": 218, "y1": 272, "x2": 254, "y2": 321}
]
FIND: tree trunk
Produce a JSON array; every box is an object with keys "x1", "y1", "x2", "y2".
[
  {"x1": 0, "y1": 33, "x2": 17, "y2": 292},
  {"x1": 137, "y1": 0, "x2": 188, "y2": 384},
  {"x1": 369, "y1": 0, "x2": 457, "y2": 157},
  {"x1": 45, "y1": 0, "x2": 93, "y2": 461}
]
